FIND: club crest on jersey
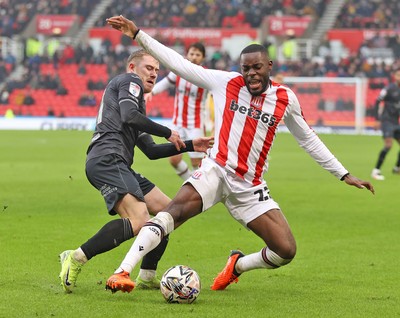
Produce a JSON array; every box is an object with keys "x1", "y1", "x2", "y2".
[
  {"x1": 129, "y1": 82, "x2": 141, "y2": 97},
  {"x1": 250, "y1": 96, "x2": 263, "y2": 109},
  {"x1": 191, "y1": 170, "x2": 202, "y2": 179}
]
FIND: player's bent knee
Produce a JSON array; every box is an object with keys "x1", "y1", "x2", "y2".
[
  {"x1": 281, "y1": 242, "x2": 296, "y2": 260},
  {"x1": 266, "y1": 248, "x2": 294, "y2": 268},
  {"x1": 272, "y1": 236, "x2": 296, "y2": 260}
]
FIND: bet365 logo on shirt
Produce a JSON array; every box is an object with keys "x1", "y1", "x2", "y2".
[{"x1": 229, "y1": 100, "x2": 277, "y2": 127}]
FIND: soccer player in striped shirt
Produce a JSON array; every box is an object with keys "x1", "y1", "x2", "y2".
[
  {"x1": 146, "y1": 42, "x2": 208, "y2": 180},
  {"x1": 105, "y1": 15, "x2": 375, "y2": 293}
]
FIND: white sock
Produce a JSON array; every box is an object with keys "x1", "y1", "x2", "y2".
[
  {"x1": 73, "y1": 248, "x2": 88, "y2": 264},
  {"x1": 235, "y1": 251, "x2": 270, "y2": 274},
  {"x1": 236, "y1": 248, "x2": 290, "y2": 273},
  {"x1": 115, "y1": 224, "x2": 163, "y2": 274},
  {"x1": 138, "y1": 269, "x2": 156, "y2": 281},
  {"x1": 174, "y1": 160, "x2": 191, "y2": 180},
  {"x1": 115, "y1": 212, "x2": 174, "y2": 274}
]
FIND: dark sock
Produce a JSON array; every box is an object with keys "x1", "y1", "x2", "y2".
[
  {"x1": 80, "y1": 218, "x2": 134, "y2": 260},
  {"x1": 140, "y1": 234, "x2": 169, "y2": 270},
  {"x1": 396, "y1": 151, "x2": 400, "y2": 167},
  {"x1": 375, "y1": 147, "x2": 390, "y2": 169}
]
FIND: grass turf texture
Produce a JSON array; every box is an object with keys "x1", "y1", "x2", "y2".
[{"x1": 0, "y1": 130, "x2": 399, "y2": 318}]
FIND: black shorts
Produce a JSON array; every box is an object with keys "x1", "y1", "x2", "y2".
[
  {"x1": 85, "y1": 154, "x2": 155, "y2": 215},
  {"x1": 381, "y1": 121, "x2": 400, "y2": 139}
]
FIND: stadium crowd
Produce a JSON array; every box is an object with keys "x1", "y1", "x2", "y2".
[
  {"x1": 94, "y1": 0, "x2": 326, "y2": 29},
  {"x1": 0, "y1": 0, "x2": 97, "y2": 37},
  {"x1": 334, "y1": 0, "x2": 400, "y2": 29},
  {"x1": 0, "y1": 0, "x2": 400, "y2": 117}
]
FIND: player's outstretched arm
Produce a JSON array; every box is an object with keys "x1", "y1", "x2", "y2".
[
  {"x1": 342, "y1": 174, "x2": 375, "y2": 194},
  {"x1": 137, "y1": 133, "x2": 212, "y2": 160}
]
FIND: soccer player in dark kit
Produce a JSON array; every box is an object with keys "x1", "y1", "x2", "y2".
[
  {"x1": 59, "y1": 49, "x2": 213, "y2": 293},
  {"x1": 371, "y1": 68, "x2": 400, "y2": 180}
]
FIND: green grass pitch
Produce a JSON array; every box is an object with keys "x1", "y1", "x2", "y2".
[{"x1": 0, "y1": 130, "x2": 399, "y2": 317}]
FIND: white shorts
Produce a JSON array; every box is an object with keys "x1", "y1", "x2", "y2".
[
  {"x1": 173, "y1": 125, "x2": 205, "y2": 159},
  {"x1": 186, "y1": 157, "x2": 280, "y2": 228}
]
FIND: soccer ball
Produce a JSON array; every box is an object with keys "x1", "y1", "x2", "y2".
[{"x1": 160, "y1": 265, "x2": 201, "y2": 304}]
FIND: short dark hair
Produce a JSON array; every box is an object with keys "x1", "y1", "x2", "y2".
[
  {"x1": 240, "y1": 44, "x2": 268, "y2": 58},
  {"x1": 126, "y1": 49, "x2": 152, "y2": 66},
  {"x1": 188, "y1": 42, "x2": 206, "y2": 57}
]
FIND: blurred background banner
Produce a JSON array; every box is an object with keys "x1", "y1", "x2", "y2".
[{"x1": 0, "y1": 0, "x2": 399, "y2": 134}]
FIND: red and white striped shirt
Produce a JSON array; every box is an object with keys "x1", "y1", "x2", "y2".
[
  {"x1": 152, "y1": 72, "x2": 207, "y2": 129},
  {"x1": 138, "y1": 31, "x2": 348, "y2": 186}
]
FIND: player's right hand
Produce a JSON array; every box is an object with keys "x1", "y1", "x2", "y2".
[
  {"x1": 106, "y1": 15, "x2": 138, "y2": 38},
  {"x1": 168, "y1": 130, "x2": 186, "y2": 151}
]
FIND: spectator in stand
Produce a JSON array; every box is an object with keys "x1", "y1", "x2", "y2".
[
  {"x1": 0, "y1": 60, "x2": 9, "y2": 83},
  {"x1": 29, "y1": 74, "x2": 41, "y2": 90},
  {"x1": 77, "y1": 60, "x2": 87, "y2": 75},
  {"x1": 282, "y1": 29, "x2": 297, "y2": 61},
  {"x1": 37, "y1": 74, "x2": 49, "y2": 89},
  {"x1": 26, "y1": 53, "x2": 42, "y2": 77},
  {"x1": 344, "y1": 98, "x2": 355, "y2": 111},
  {"x1": 388, "y1": 34, "x2": 400, "y2": 59},
  {"x1": 85, "y1": 92, "x2": 97, "y2": 106},
  {"x1": 75, "y1": 43, "x2": 95, "y2": 64},
  {"x1": 22, "y1": 89, "x2": 35, "y2": 105},
  {"x1": 335, "y1": 97, "x2": 346, "y2": 111},
  {"x1": 61, "y1": 43, "x2": 76, "y2": 64},
  {"x1": 78, "y1": 93, "x2": 89, "y2": 106},
  {"x1": 5, "y1": 108, "x2": 15, "y2": 118},
  {"x1": 0, "y1": 90, "x2": 10, "y2": 104},
  {"x1": 47, "y1": 106, "x2": 55, "y2": 117},
  {"x1": 78, "y1": 92, "x2": 97, "y2": 107},
  {"x1": 52, "y1": 50, "x2": 60, "y2": 70},
  {"x1": 87, "y1": 79, "x2": 106, "y2": 90},
  {"x1": 56, "y1": 83, "x2": 68, "y2": 96},
  {"x1": 318, "y1": 98, "x2": 326, "y2": 111},
  {"x1": 5, "y1": 53, "x2": 16, "y2": 71}
]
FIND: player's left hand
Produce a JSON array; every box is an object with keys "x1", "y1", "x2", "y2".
[
  {"x1": 193, "y1": 136, "x2": 214, "y2": 153},
  {"x1": 343, "y1": 174, "x2": 375, "y2": 194}
]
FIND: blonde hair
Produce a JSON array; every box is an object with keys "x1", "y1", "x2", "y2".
[{"x1": 126, "y1": 49, "x2": 153, "y2": 67}]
